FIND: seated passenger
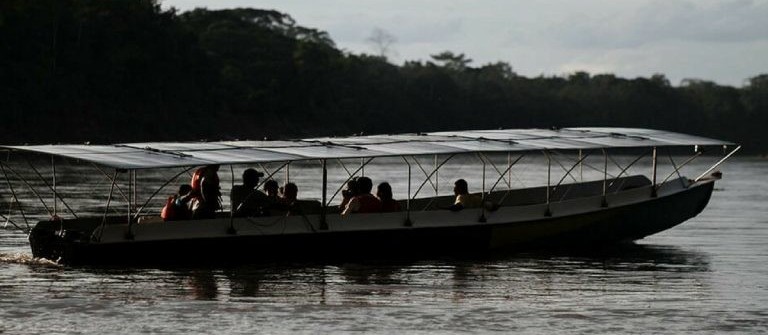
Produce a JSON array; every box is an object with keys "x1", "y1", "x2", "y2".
[
  {"x1": 264, "y1": 179, "x2": 279, "y2": 201},
  {"x1": 161, "y1": 184, "x2": 193, "y2": 221},
  {"x1": 190, "y1": 165, "x2": 220, "y2": 198},
  {"x1": 279, "y1": 182, "x2": 299, "y2": 207},
  {"x1": 192, "y1": 176, "x2": 222, "y2": 219},
  {"x1": 342, "y1": 176, "x2": 382, "y2": 215},
  {"x1": 230, "y1": 168, "x2": 267, "y2": 217},
  {"x1": 449, "y1": 179, "x2": 482, "y2": 211},
  {"x1": 376, "y1": 182, "x2": 401, "y2": 212},
  {"x1": 260, "y1": 179, "x2": 280, "y2": 216},
  {"x1": 339, "y1": 177, "x2": 359, "y2": 212}
]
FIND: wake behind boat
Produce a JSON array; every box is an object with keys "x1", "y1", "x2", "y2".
[{"x1": 0, "y1": 127, "x2": 739, "y2": 265}]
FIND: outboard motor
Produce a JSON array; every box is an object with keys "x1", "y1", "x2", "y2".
[{"x1": 28, "y1": 220, "x2": 62, "y2": 260}]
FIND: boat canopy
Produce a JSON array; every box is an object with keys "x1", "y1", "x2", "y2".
[{"x1": 0, "y1": 128, "x2": 733, "y2": 170}]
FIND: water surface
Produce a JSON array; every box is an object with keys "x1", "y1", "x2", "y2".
[{"x1": 0, "y1": 155, "x2": 766, "y2": 334}]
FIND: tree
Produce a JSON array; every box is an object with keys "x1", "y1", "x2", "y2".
[
  {"x1": 430, "y1": 51, "x2": 472, "y2": 71},
  {"x1": 366, "y1": 28, "x2": 396, "y2": 61}
]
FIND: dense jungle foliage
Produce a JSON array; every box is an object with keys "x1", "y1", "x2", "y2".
[{"x1": 1, "y1": 1, "x2": 766, "y2": 153}]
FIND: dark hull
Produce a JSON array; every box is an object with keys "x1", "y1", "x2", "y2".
[{"x1": 31, "y1": 181, "x2": 715, "y2": 266}]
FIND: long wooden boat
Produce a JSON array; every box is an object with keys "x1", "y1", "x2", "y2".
[{"x1": 0, "y1": 127, "x2": 739, "y2": 265}]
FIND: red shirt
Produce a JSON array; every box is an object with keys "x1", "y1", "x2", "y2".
[{"x1": 346, "y1": 194, "x2": 382, "y2": 214}]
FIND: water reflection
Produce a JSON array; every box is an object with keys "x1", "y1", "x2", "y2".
[
  {"x1": 511, "y1": 243, "x2": 711, "y2": 272},
  {"x1": 0, "y1": 242, "x2": 734, "y2": 334},
  {"x1": 187, "y1": 270, "x2": 218, "y2": 300},
  {"x1": 55, "y1": 242, "x2": 708, "y2": 302}
]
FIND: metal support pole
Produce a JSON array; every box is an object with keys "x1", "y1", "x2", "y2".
[
  {"x1": 336, "y1": 159, "x2": 354, "y2": 177},
  {"x1": 694, "y1": 145, "x2": 741, "y2": 182},
  {"x1": 434, "y1": 155, "x2": 439, "y2": 196},
  {"x1": 550, "y1": 152, "x2": 592, "y2": 196},
  {"x1": 256, "y1": 161, "x2": 290, "y2": 189},
  {"x1": 98, "y1": 170, "x2": 118, "y2": 242},
  {"x1": 488, "y1": 154, "x2": 525, "y2": 195},
  {"x1": 320, "y1": 159, "x2": 328, "y2": 230},
  {"x1": 607, "y1": 150, "x2": 651, "y2": 190},
  {"x1": 228, "y1": 165, "x2": 236, "y2": 235},
  {"x1": 601, "y1": 149, "x2": 609, "y2": 207},
  {"x1": 411, "y1": 154, "x2": 454, "y2": 201},
  {"x1": 0, "y1": 162, "x2": 29, "y2": 230},
  {"x1": 126, "y1": 170, "x2": 133, "y2": 240},
  {"x1": 328, "y1": 158, "x2": 375, "y2": 205},
  {"x1": 550, "y1": 152, "x2": 579, "y2": 183},
  {"x1": 651, "y1": 147, "x2": 658, "y2": 198},
  {"x1": 482, "y1": 157, "x2": 486, "y2": 196},
  {"x1": 132, "y1": 170, "x2": 137, "y2": 212},
  {"x1": 545, "y1": 151, "x2": 552, "y2": 216},
  {"x1": 507, "y1": 153, "x2": 512, "y2": 189},
  {"x1": 3, "y1": 162, "x2": 53, "y2": 217},
  {"x1": 92, "y1": 163, "x2": 130, "y2": 204},
  {"x1": 0, "y1": 212, "x2": 27, "y2": 234},
  {"x1": 656, "y1": 151, "x2": 703, "y2": 191},
  {"x1": 578, "y1": 149, "x2": 583, "y2": 182},
  {"x1": 360, "y1": 158, "x2": 364, "y2": 177},
  {"x1": 480, "y1": 152, "x2": 513, "y2": 190},
  {"x1": 286, "y1": 162, "x2": 291, "y2": 184},
  {"x1": 403, "y1": 156, "x2": 412, "y2": 227},
  {"x1": 411, "y1": 156, "x2": 438, "y2": 193},
  {"x1": 52, "y1": 156, "x2": 57, "y2": 217},
  {"x1": 479, "y1": 156, "x2": 487, "y2": 222},
  {"x1": 25, "y1": 160, "x2": 78, "y2": 218},
  {"x1": 133, "y1": 167, "x2": 194, "y2": 219}
]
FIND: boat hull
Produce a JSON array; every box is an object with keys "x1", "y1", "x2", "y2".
[{"x1": 30, "y1": 179, "x2": 715, "y2": 265}]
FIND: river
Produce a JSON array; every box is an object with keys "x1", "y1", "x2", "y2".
[{"x1": 0, "y1": 155, "x2": 766, "y2": 334}]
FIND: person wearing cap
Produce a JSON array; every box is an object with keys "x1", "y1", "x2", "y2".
[{"x1": 230, "y1": 168, "x2": 267, "y2": 217}]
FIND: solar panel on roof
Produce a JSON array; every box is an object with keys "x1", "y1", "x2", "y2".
[{"x1": 0, "y1": 128, "x2": 734, "y2": 169}]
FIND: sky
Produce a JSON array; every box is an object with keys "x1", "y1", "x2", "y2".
[{"x1": 162, "y1": 0, "x2": 768, "y2": 87}]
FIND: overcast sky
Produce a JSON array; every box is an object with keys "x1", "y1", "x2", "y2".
[{"x1": 162, "y1": 0, "x2": 768, "y2": 87}]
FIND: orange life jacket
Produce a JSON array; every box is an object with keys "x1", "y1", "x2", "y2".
[
  {"x1": 161, "y1": 195, "x2": 191, "y2": 221},
  {"x1": 161, "y1": 196, "x2": 177, "y2": 221}
]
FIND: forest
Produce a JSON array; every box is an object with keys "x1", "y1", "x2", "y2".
[{"x1": 1, "y1": 0, "x2": 766, "y2": 153}]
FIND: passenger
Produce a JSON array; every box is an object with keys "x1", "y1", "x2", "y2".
[
  {"x1": 190, "y1": 193, "x2": 217, "y2": 219},
  {"x1": 264, "y1": 179, "x2": 279, "y2": 201},
  {"x1": 376, "y1": 182, "x2": 401, "y2": 212},
  {"x1": 342, "y1": 176, "x2": 382, "y2": 215},
  {"x1": 161, "y1": 184, "x2": 193, "y2": 221},
  {"x1": 339, "y1": 177, "x2": 360, "y2": 212},
  {"x1": 279, "y1": 182, "x2": 299, "y2": 207},
  {"x1": 188, "y1": 164, "x2": 222, "y2": 217},
  {"x1": 230, "y1": 168, "x2": 267, "y2": 217},
  {"x1": 191, "y1": 172, "x2": 224, "y2": 219},
  {"x1": 449, "y1": 179, "x2": 482, "y2": 211},
  {"x1": 190, "y1": 165, "x2": 220, "y2": 196},
  {"x1": 259, "y1": 179, "x2": 280, "y2": 216}
]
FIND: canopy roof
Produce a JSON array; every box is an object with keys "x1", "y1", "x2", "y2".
[{"x1": 0, "y1": 127, "x2": 733, "y2": 170}]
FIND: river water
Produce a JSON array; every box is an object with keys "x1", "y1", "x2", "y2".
[{"x1": 0, "y1": 154, "x2": 766, "y2": 334}]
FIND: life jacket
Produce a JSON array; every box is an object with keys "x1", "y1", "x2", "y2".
[
  {"x1": 161, "y1": 196, "x2": 179, "y2": 221},
  {"x1": 355, "y1": 194, "x2": 382, "y2": 213},
  {"x1": 161, "y1": 195, "x2": 191, "y2": 221}
]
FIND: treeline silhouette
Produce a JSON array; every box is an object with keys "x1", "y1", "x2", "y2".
[{"x1": 1, "y1": 1, "x2": 766, "y2": 153}]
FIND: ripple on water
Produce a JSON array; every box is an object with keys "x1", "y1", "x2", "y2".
[{"x1": 0, "y1": 253, "x2": 60, "y2": 267}]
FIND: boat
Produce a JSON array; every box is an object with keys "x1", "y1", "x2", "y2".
[{"x1": 0, "y1": 127, "x2": 739, "y2": 265}]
